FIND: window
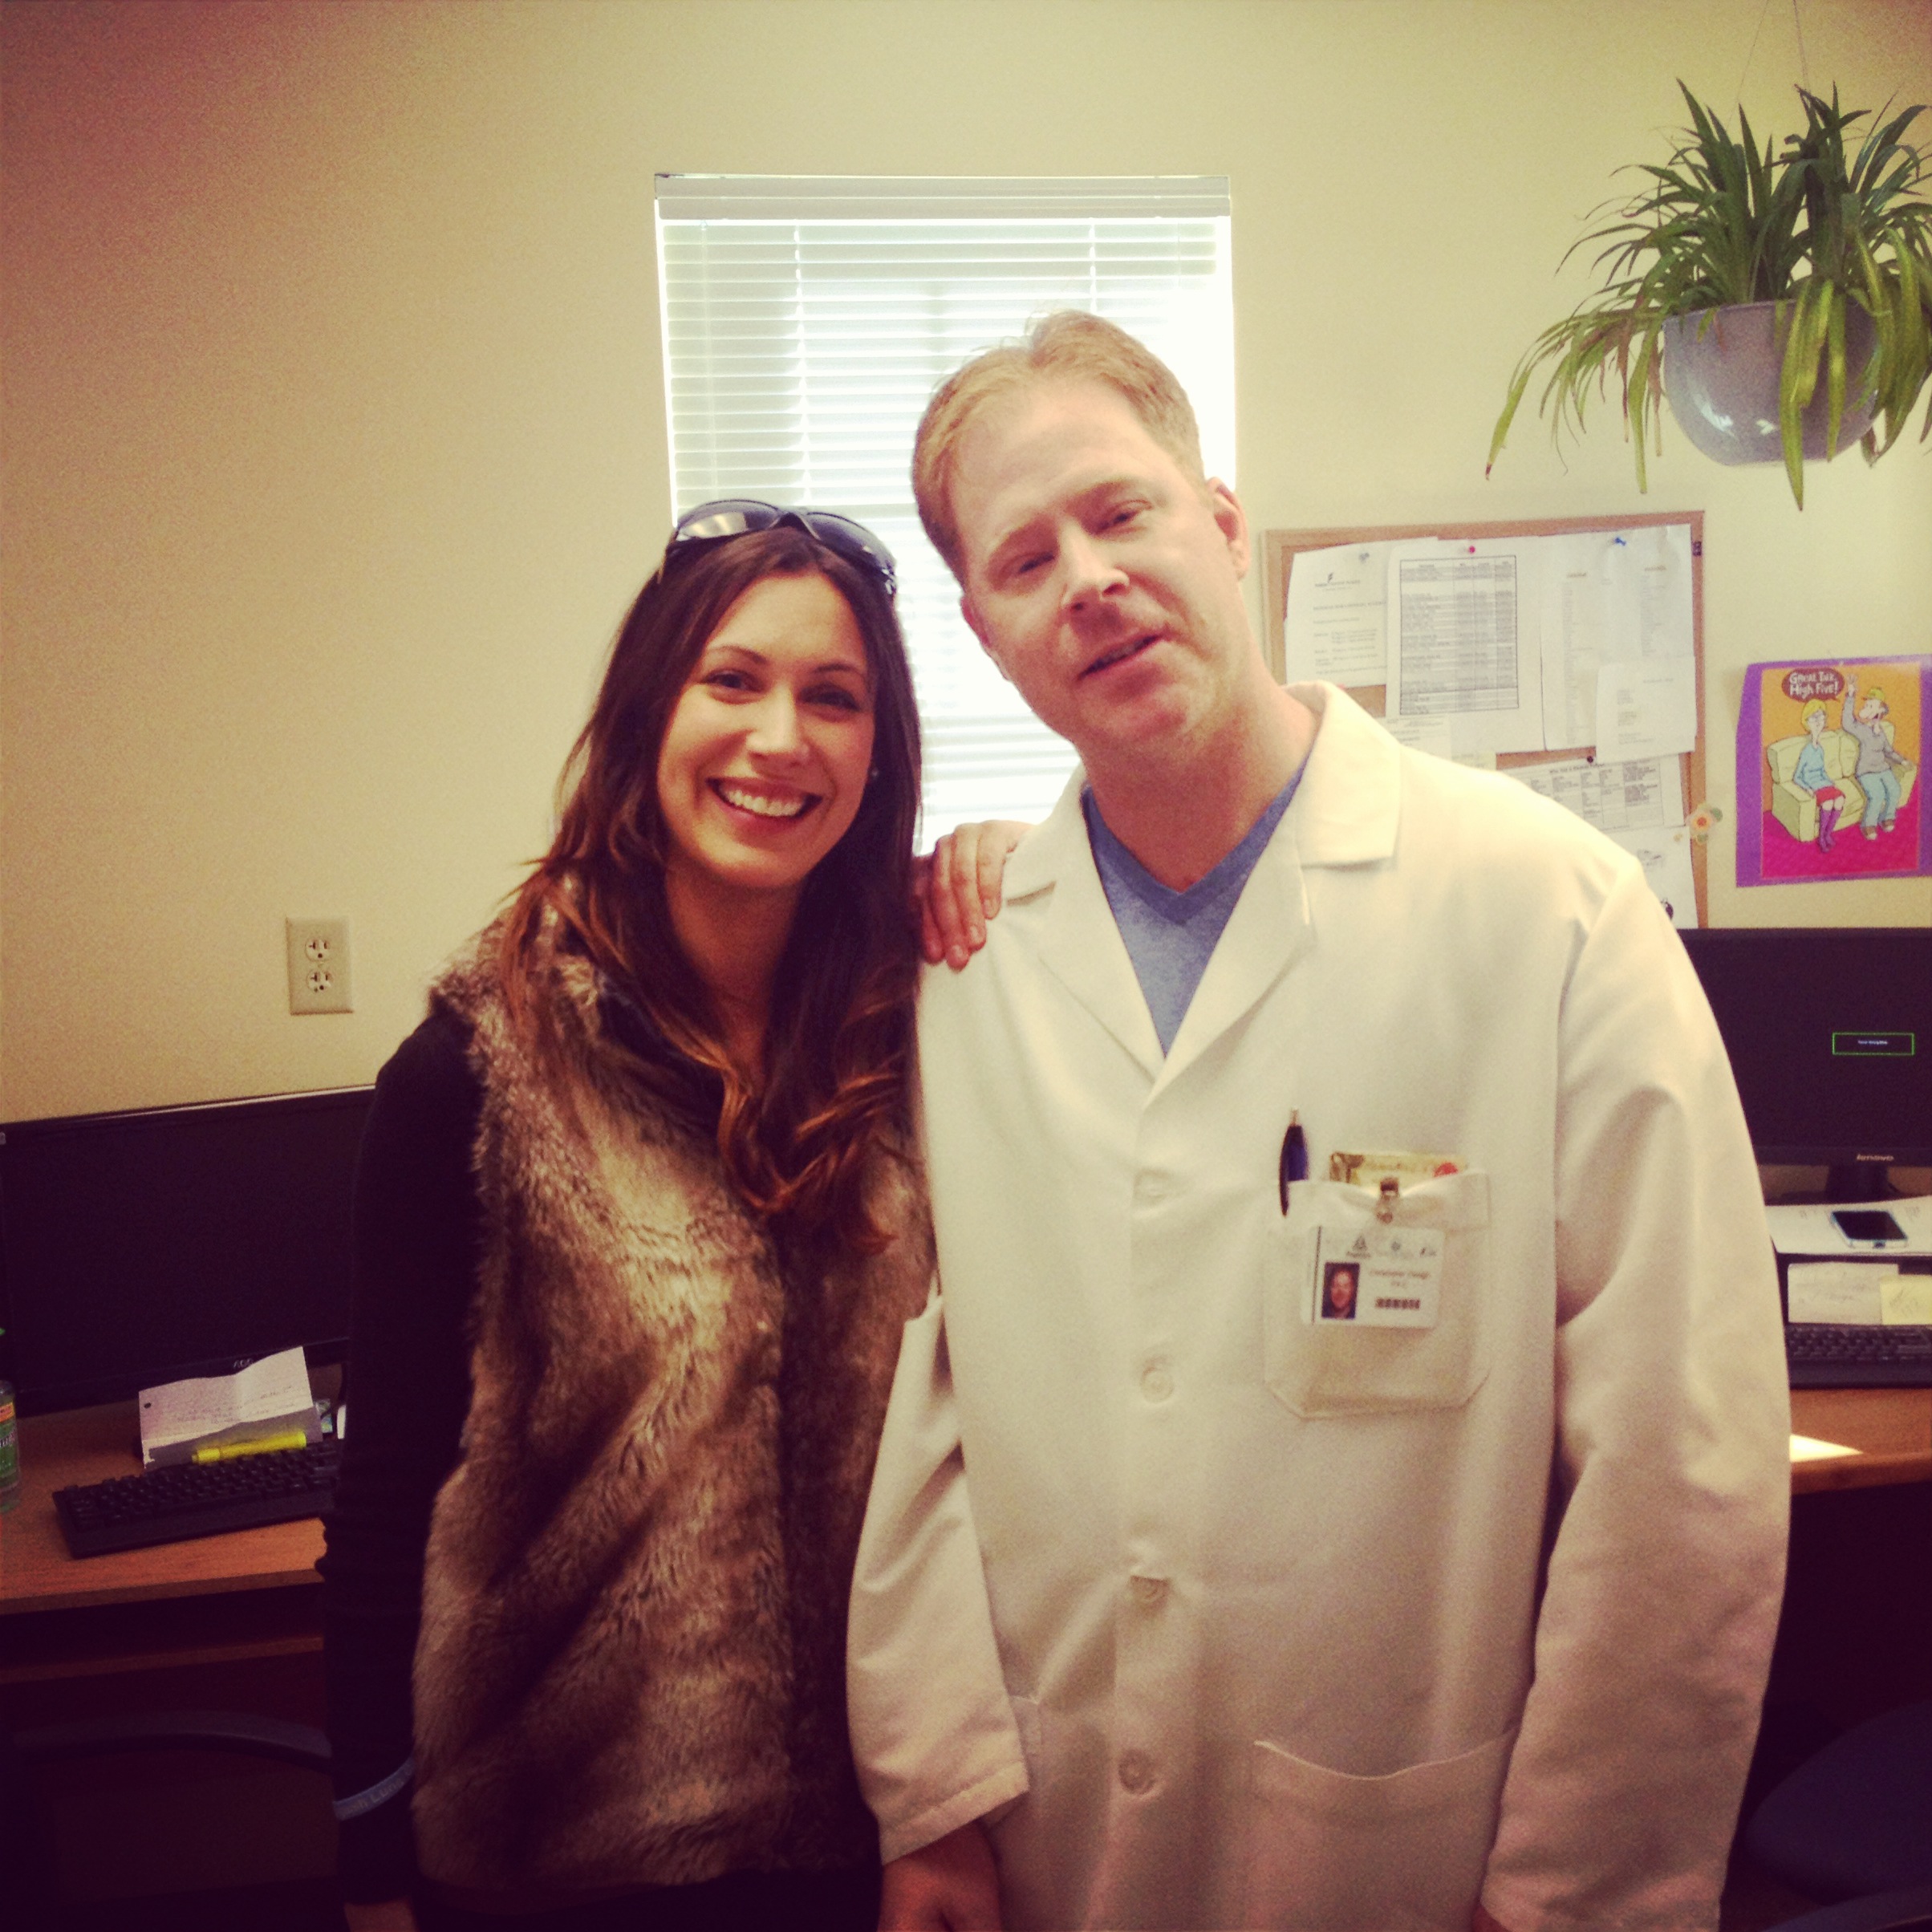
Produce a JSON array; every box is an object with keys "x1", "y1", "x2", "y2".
[{"x1": 656, "y1": 176, "x2": 1234, "y2": 838}]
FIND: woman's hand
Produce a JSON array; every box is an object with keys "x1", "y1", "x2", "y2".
[
  {"x1": 915, "y1": 822, "x2": 1030, "y2": 970},
  {"x1": 343, "y1": 1900, "x2": 419, "y2": 1930},
  {"x1": 879, "y1": 1820, "x2": 1004, "y2": 1929}
]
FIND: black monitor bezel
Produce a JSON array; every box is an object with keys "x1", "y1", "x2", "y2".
[
  {"x1": 0, "y1": 1084, "x2": 371, "y2": 1415},
  {"x1": 1677, "y1": 926, "x2": 1931, "y2": 1172}
]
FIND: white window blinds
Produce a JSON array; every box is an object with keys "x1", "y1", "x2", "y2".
[{"x1": 655, "y1": 176, "x2": 1234, "y2": 838}]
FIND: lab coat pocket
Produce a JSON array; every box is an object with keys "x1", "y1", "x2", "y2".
[
  {"x1": 1265, "y1": 1172, "x2": 1491, "y2": 1417},
  {"x1": 1241, "y1": 1727, "x2": 1515, "y2": 1930}
]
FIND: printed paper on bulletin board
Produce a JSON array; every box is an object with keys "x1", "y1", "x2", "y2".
[{"x1": 1737, "y1": 656, "x2": 1929, "y2": 887}]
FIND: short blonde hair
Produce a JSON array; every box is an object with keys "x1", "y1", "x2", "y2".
[
  {"x1": 911, "y1": 310, "x2": 1205, "y2": 579},
  {"x1": 1864, "y1": 685, "x2": 1888, "y2": 712},
  {"x1": 1802, "y1": 699, "x2": 1828, "y2": 728}
]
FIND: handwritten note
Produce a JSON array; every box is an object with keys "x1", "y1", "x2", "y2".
[
  {"x1": 1786, "y1": 1262, "x2": 1893, "y2": 1325},
  {"x1": 1593, "y1": 658, "x2": 1699, "y2": 763},
  {"x1": 139, "y1": 1345, "x2": 319, "y2": 1467}
]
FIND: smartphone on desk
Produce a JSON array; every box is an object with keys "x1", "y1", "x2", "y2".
[{"x1": 1830, "y1": 1208, "x2": 1907, "y2": 1246}]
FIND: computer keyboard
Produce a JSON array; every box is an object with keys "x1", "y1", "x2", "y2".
[
  {"x1": 53, "y1": 1443, "x2": 339, "y2": 1557},
  {"x1": 1784, "y1": 1322, "x2": 1932, "y2": 1388}
]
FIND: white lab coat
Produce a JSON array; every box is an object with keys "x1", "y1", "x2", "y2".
[{"x1": 849, "y1": 684, "x2": 1789, "y2": 1932}]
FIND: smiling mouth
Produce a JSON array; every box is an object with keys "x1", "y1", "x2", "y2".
[
  {"x1": 1082, "y1": 634, "x2": 1159, "y2": 678},
  {"x1": 712, "y1": 780, "x2": 816, "y2": 821}
]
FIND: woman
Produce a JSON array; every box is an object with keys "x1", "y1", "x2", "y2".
[
  {"x1": 324, "y1": 503, "x2": 981, "y2": 1932},
  {"x1": 1789, "y1": 698, "x2": 1845, "y2": 850}
]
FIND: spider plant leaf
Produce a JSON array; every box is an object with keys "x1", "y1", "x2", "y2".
[
  {"x1": 1823, "y1": 285, "x2": 1848, "y2": 458},
  {"x1": 1488, "y1": 354, "x2": 1540, "y2": 476},
  {"x1": 1628, "y1": 327, "x2": 1657, "y2": 493},
  {"x1": 1777, "y1": 290, "x2": 1821, "y2": 504}
]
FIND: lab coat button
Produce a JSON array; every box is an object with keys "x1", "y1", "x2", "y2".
[
  {"x1": 1129, "y1": 1573, "x2": 1167, "y2": 1605},
  {"x1": 1117, "y1": 1749, "x2": 1155, "y2": 1793},
  {"x1": 1139, "y1": 1362, "x2": 1174, "y2": 1402},
  {"x1": 1134, "y1": 1172, "x2": 1165, "y2": 1203}
]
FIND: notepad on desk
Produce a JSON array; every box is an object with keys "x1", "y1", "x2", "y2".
[
  {"x1": 1788, "y1": 1262, "x2": 1932, "y2": 1327},
  {"x1": 137, "y1": 1344, "x2": 322, "y2": 1468}
]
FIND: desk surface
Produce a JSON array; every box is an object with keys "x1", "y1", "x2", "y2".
[
  {"x1": 1789, "y1": 1385, "x2": 1932, "y2": 1494},
  {"x1": 1, "y1": 1402, "x2": 325, "y2": 1619},
  {"x1": 2, "y1": 1387, "x2": 1926, "y2": 1619}
]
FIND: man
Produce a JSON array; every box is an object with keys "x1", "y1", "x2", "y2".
[
  {"x1": 1319, "y1": 1263, "x2": 1358, "y2": 1322},
  {"x1": 848, "y1": 312, "x2": 1788, "y2": 1931}
]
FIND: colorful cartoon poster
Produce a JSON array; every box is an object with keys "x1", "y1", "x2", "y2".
[{"x1": 1736, "y1": 656, "x2": 1928, "y2": 885}]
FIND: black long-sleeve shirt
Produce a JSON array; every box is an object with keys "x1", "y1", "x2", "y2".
[{"x1": 320, "y1": 1009, "x2": 481, "y2": 1902}]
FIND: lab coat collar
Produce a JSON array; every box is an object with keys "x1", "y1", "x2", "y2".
[
  {"x1": 1162, "y1": 684, "x2": 1401, "y2": 1078},
  {"x1": 1278, "y1": 680, "x2": 1403, "y2": 867},
  {"x1": 1013, "y1": 776, "x2": 1167, "y2": 1075},
  {"x1": 998, "y1": 683, "x2": 1404, "y2": 1086}
]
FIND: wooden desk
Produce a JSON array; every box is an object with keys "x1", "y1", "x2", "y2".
[
  {"x1": 1789, "y1": 1386, "x2": 1932, "y2": 1494},
  {"x1": 4, "y1": 1387, "x2": 1926, "y2": 1608},
  {"x1": 0, "y1": 1405, "x2": 334, "y2": 1906},
  {"x1": 0, "y1": 1387, "x2": 1924, "y2": 1901},
  {"x1": 0, "y1": 1386, "x2": 1922, "y2": 1686},
  {"x1": 1, "y1": 1402, "x2": 323, "y2": 1690},
  {"x1": 0, "y1": 1385, "x2": 1922, "y2": 1621}
]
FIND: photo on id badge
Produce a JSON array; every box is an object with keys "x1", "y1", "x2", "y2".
[{"x1": 1313, "y1": 1224, "x2": 1443, "y2": 1327}]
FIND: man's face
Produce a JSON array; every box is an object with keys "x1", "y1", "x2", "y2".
[
  {"x1": 948, "y1": 379, "x2": 1255, "y2": 774},
  {"x1": 1328, "y1": 1268, "x2": 1357, "y2": 1317}
]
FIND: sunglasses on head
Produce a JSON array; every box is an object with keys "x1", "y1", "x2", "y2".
[{"x1": 670, "y1": 499, "x2": 897, "y2": 598}]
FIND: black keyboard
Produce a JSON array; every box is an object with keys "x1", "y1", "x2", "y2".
[
  {"x1": 1785, "y1": 1322, "x2": 1932, "y2": 1388},
  {"x1": 53, "y1": 1443, "x2": 339, "y2": 1557}
]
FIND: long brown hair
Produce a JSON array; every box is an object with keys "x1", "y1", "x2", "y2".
[{"x1": 498, "y1": 525, "x2": 922, "y2": 1250}]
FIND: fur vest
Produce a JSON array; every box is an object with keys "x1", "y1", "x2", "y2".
[{"x1": 409, "y1": 932, "x2": 933, "y2": 1894}]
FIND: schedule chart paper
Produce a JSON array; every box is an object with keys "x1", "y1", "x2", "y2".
[{"x1": 1385, "y1": 541, "x2": 1546, "y2": 756}]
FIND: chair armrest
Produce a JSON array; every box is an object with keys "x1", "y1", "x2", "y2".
[{"x1": 13, "y1": 1710, "x2": 331, "y2": 1773}]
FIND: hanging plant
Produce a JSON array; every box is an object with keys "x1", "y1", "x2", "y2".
[{"x1": 1488, "y1": 83, "x2": 1932, "y2": 505}]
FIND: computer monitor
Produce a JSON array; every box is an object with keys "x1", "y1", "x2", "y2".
[
  {"x1": 0, "y1": 1086, "x2": 373, "y2": 1415},
  {"x1": 1678, "y1": 927, "x2": 1931, "y2": 1201}
]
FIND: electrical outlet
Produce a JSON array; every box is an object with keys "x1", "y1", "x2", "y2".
[{"x1": 286, "y1": 918, "x2": 353, "y2": 1015}]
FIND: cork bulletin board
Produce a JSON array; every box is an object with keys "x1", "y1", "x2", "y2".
[{"x1": 1263, "y1": 512, "x2": 1708, "y2": 925}]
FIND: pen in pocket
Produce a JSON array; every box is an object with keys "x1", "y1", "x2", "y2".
[{"x1": 1277, "y1": 1111, "x2": 1307, "y2": 1216}]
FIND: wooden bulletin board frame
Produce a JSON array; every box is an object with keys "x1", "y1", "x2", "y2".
[{"x1": 1263, "y1": 513, "x2": 1709, "y2": 926}]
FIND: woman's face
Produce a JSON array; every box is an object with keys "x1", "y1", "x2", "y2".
[
  {"x1": 656, "y1": 570, "x2": 876, "y2": 911},
  {"x1": 1807, "y1": 708, "x2": 1827, "y2": 741}
]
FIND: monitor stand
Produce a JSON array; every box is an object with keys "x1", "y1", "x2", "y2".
[{"x1": 1824, "y1": 1163, "x2": 1903, "y2": 1204}]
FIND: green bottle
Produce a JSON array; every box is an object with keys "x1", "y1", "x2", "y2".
[
  {"x1": 0, "y1": 1326, "x2": 19, "y2": 1512},
  {"x1": 0, "y1": 1374, "x2": 18, "y2": 1512}
]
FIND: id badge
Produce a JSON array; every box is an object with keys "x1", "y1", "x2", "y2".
[{"x1": 1311, "y1": 1223, "x2": 1443, "y2": 1328}]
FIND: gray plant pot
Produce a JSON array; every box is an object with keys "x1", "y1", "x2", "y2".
[{"x1": 1662, "y1": 301, "x2": 1878, "y2": 465}]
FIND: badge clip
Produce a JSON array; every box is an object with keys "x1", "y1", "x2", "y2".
[{"x1": 1375, "y1": 1175, "x2": 1400, "y2": 1223}]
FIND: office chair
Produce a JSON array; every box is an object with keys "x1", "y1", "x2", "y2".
[
  {"x1": 1745, "y1": 1699, "x2": 1932, "y2": 1902},
  {"x1": 2, "y1": 1710, "x2": 334, "y2": 1930}
]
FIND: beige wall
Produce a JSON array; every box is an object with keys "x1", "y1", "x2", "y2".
[{"x1": 4, "y1": 0, "x2": 1929, "y2": 1119}]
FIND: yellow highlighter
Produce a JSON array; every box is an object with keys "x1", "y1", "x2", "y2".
[{"x1": 192, "y1": 1430, "x2": 310, "y2": 1464}]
